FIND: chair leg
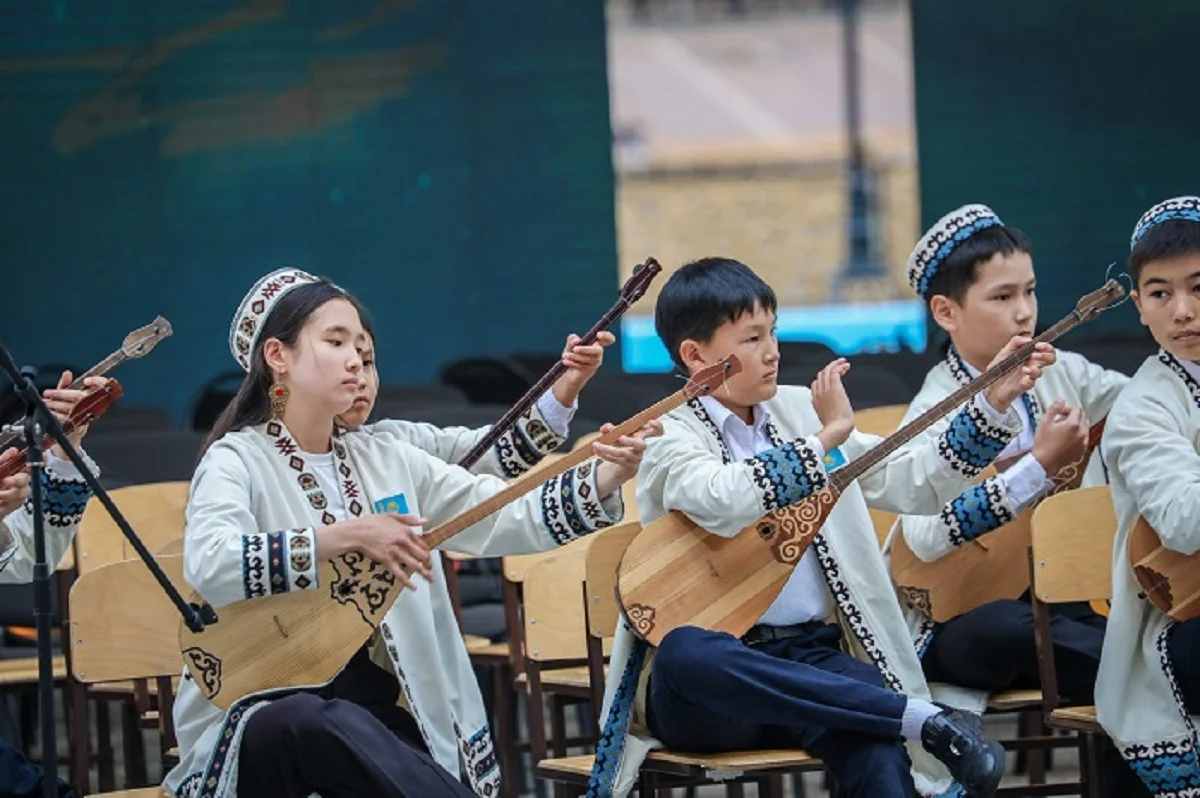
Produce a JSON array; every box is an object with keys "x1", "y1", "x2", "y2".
[
  {"x1": 121, "y1": 697, "x2": 146, "y2": 786},
  {"x1": 96, "y1": 699, "x2": 115, "y2": 791},
  {"x1": 1021, "y1": 710, "x2": 1049, "y2": 784},
  {"x1": 491, "y1": 664, "x2": 519, "y2": 798},
  {"x1": 66, "y1": 681, "x2": 90, "y2": 795}
]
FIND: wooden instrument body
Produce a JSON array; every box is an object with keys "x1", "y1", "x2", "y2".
[
  {"x1": 1130, "y1": 516, "x2": 1200, "y2": 622},
  {"x1": 890, "y1": 422, "x2": 1104, "y2": 622},
  {"x1": 889, "y1": 469, "x2": 1034, "y2": 623},
  {"x1": 617, "y1": 488, "x2": 841, "y2": 646},
  {"x1": 181, "y1": 555, "x2": 398, "y2": 708}
]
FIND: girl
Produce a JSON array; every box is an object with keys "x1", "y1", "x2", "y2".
[{"x1": 166, "y1": 268, "x2": 659, "y2": 798}]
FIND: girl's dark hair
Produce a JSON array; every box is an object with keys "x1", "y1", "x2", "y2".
[{"x1": 202, "y1": 279, "x2": 372, "y2": 455}]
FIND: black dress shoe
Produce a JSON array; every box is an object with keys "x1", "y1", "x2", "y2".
[{"x1": 921, "y1": 708, "x2": 1005, "y2": 797}]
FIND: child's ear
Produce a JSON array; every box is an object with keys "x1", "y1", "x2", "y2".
[
  {"x1": 678, "y1": 339, "x2": 707, "y2": 372},
  {"x1": 1130, "y1": 290, "x2": 1147, "y2": 327},
  {"x1": 928, "y1": 295, "x2": 958, "y2": 334}
]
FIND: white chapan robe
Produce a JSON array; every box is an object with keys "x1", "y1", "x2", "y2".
[
  {"x1": 0, "y1": 451, "x2": 97, "y2": 583},
  {"x1": 589, "y1": 384, "x2": 1022, "y2": 798},
  {"x1": 1097, "y1": 350, "x2": 1200, "y2": 796},
  {"x1": 886, "y1": 347, "x2": 1127, "y2": 714},
  {"x1": 164, "y1": 419, "x2": 620, "y2": 798}
]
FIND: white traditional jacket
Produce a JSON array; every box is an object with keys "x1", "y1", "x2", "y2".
[
  {"x1": 1098, "y1": 350, "x2": 1200, "y2": 796},
  {"x1": 0, "y1": 451, "x2": 96, "y2": 583},
  {"x1": 886, "y1": 347, "x2": 1127, "y2": 713},
  {"x1": 588, "y1": 385, "x2": 1023, "y2": 798},
  {"x1": 165, "y1": 409, "x2": 618, "y2": 798}
]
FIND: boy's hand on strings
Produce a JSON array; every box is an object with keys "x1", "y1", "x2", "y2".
[
  {"x1": 1031, "y1": 400, "x2": 1090, "y2": 475},
  {"x1": 812, "y1": 359, "x2": 854, "y2": 453},
  {"x1": 551, "y1": 331, "x2": 617, "y2": 408},
  {"x1": 593, "y1": 419, "x2": 664, "y2": 495},
  {"x1": 983, "y1": 337, "x2": 1055, "y2": 412}
]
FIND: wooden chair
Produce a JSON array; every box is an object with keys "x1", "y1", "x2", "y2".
[
  {"x1": 518, "y1": 545, "x2": 600, "y2": 796},
  {"x1": 1028, "y1": 485, "x2": 1119, "y2": 797},
  {"x1": 69, "y1": 555, "x2": 188, "y2": 796},
  {"x1": 457, "y1": 537, "x2": 593, "y2": 798},
  {"x1": 538, "y1": 524, "x2": 823, "y2": 797},
  {"x1": 68, "y1": 482, "x2": 189, "y2": 792}
]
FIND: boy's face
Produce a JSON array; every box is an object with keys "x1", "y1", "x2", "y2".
[
  {"x1": 931, "y1": 251, "x2": 1037, "y2": 369},
  {"x1": 679, "y1": 304, "x2": 780, "y2": 413},
  {"x1": 1132, "y1": 254, "x2": 1200, "y2": 361}
]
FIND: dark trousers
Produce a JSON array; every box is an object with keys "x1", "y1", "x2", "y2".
[
  {"x1": 236, "y1": 645, "x2": 477, "y2": 798},
  {"x1": 922, "y1": 598, "x2": 1105, "y2": 704},
  {"x1": 647, "y1": 624, "x2": 915, "y2": 798},
  {"x1": 1168, "y1": 616, "x2": 1200, "y2": 714}
]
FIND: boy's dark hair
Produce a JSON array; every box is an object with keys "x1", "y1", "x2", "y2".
[
  {"x1": 655, "y1": 257, "x2": 777, "y2": 370},
  {"x1": 924, "y1": 225, "x2": 1032, "y2": 304},
  {"x1": 1129, "y1": 219, "x2": 1200, "y2": 287}
]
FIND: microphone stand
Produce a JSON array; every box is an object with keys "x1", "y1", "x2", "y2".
[{"x1": 0, "y1": 341, "x2": 214, "y2": 798}]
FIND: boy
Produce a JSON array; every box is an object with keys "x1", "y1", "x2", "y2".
[
  {"x1": 591, "y1": 257, "x2": 1056, "y2": 798},
  {"x1": 1097, "y1": 195, "x2": 1200, "y2": 796},
  {"x1": 890, "y1": 204, "x2": 1128, "y2": 715}
]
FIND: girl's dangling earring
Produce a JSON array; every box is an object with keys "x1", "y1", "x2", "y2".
[{"x1": 269, "y1": 381, "x2": 289, "y2": 420}]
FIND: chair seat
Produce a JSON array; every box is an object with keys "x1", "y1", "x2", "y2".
[
  {"x1": 986, "y1": 688, "x2": 1044, "y2": 711},
  {"x1": 647, "y1": 748, "x2": 819, "y2": 771},
  {"x1": 538, "y1": 748, "x2": 819, "y2": 783},
  {"x1": 1050, "y1": 704, "x2": 1098, "y2": 728},
  {"x1": 0, "y1": 654, "x2": 66, "y2": 685},
  {"x1": 466, "y1": 640, "x2": 510, "y2": 661},
  {"x1": 463, "y1": 635, "x2": 492, "y2": 653},
  {"x1": 515, "y1": 665, "x2": 599, "y2": 692}
]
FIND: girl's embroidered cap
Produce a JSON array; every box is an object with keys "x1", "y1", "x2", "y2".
[
  {"x1": 1130, "y1": 196, "x2": 1200, "y2": 251},
  {"x1": 229, "y1": 268, "x2": 321, "y2": 371},
  {"x1": 907, "y1": 204, "x2": 1003, "y2": 299}
]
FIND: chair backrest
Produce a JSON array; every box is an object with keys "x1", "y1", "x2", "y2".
[
  {"x1": 75, "y1": 482, "x2": 190, "y2": 575},
  {"x1": 584, "y1": 522, "x2": 642, "y2": 640},
  {"x1": 69, "y1": 555, "x2": 188, "y2": 684},
  {"x1": 522, "y1": 543, "x2": 591, "y2": 664},
  {"x1": 1030, "y1": 485, "x2": 1117, "y2": 604},
  {"x1": 854, "y1": 403, "x2": 907, "y2": 437}
]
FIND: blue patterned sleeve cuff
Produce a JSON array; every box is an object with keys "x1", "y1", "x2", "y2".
[
  {"x1": 34, "y1": 458, "x2": 96, "y2": 529},
  {"x1": 939, "y1": 477, "x2": 1017, "y2": 547},
  {"x1": 742, "y1": 438, "x2": 828, "y2": 513},
  {"x1": 492, "y1": 403, "x2": 566, "y2": 478},
  {"x1": 539, "y1": 460, "x2": 622, "y2": 546},
  {"x1": 241, "y1": 528, "x2": 318, "y2": 598},
  {"x1": 936, "y1": 395, "x2": 1019, "y2": 478}
]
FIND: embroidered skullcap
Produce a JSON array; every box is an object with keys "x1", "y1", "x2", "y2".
[
  {"x1": 229, "y1": 268, "x2": 321, "y2": 371},
  {"x1": 906, "y1": 204, "x2": 1004, "y2": 300},
  {"x1": 1130, "y1": 196, "x2": 1200, "y2": 251}
]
